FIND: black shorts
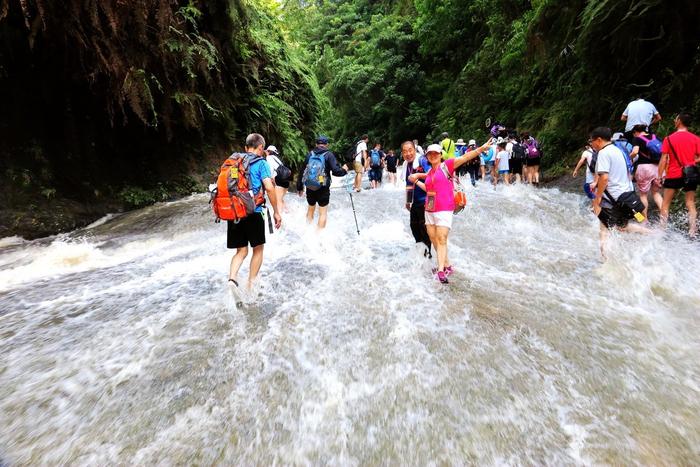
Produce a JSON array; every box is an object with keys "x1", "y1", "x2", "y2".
[
  {"x1": 526, "y1": 157, "x2": 540, "y2": 167},
  {"x1": 387, "y1": 166, "x2": 397, "y2": 173},
  {"x1": 663, "y1": 177, "x2": 697, "y2": 192},
  {"x1": 510, "y1": 159, "x2": 523, "y2": 173},
  {"x1": 598, "y1": 205, "x2": 629, "y2": 229},
  {"x1": 369, "y1": 167, "x2": 383, "y2": 181},
  {"x1": 306, "y1": 186, "x2": 330, "y2": 207},
  {"x1": 227, "y1": 213, "x2": 265, "y2": 248}
]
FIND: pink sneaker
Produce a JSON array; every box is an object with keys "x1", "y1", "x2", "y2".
[
  {"x1": 437, "y1": 270, "x2": 449, "y2": 284},
  {"x1": 445, "y1": 265, "x2": 454, "y2": 276}
]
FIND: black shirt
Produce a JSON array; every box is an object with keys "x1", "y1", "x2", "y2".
[{"x1": 631, "y1": 135, "x2": 654, "y2": 165}]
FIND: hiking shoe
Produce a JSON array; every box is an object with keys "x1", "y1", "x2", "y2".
[{"x1": 437, "y1": 270, "x2": 449, "y2": 284}]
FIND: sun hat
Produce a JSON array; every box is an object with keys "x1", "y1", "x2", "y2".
[
  {"x1": 426, "y1": 143, "x2": 442, "y2": 154},
  {"x1": 266, "y1": 145, "x2": 278, "y2": 154},
  {"x1": 316, "y1": 134, "x2": 330, "y2": 144},
  {"x1": 468, "y1": 139, "x2": 476, "y2": 146},
  {"x1": 456, "y1": 138, "x2": 466, "y2": 146}
]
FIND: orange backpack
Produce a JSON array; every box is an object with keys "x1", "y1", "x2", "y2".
[{"x1": 212, "y1": 153, "x2": 265, "y2": 222}]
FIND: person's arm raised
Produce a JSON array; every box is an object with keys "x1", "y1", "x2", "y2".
[{"x1": 454, "y1": 138, "x2": 493, "y2": 169}]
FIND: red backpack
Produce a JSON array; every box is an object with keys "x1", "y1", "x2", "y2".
[{"x1": 211, "y1": 153, "x2": 265, "y2": 222}]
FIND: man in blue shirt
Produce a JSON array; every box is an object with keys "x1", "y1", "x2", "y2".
[
  {"x1": 228, "y1": 133, "x2": 282, "y2": 291},
  {"x1": 402, "y1": 140, "x2": 432, "y2": 258}
]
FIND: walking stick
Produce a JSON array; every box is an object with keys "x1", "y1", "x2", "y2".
[{"x1": 345, "y1": 175, "x2": 360, "y2": 235}]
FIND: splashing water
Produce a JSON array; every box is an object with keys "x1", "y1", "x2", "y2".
[{"x1": 1, "y1": 178, "x2": 699, "y2": 465}]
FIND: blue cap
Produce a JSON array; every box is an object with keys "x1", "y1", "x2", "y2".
[{"x1": 316, "y1": 134, "x2": 329, "y2": 144}]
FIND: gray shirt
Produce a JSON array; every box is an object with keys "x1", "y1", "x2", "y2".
[{"x1": 596, "y1": 143, "x2": 632, "y2": 204}]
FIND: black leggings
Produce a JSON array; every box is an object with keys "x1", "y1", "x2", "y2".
[{"x1": 410, "y1": 202, "x2": 431, "y2": 250}]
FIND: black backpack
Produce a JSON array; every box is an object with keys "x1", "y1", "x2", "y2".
[
  {"x1": 511, "y1": 142, "x2": 527, "y2": 161},
  {"x1": 587, "y1": 149, "x2": 599, "y2": 174},
  {"x1": 345, "y1": 142, "x2": 359, "y2": 165}
]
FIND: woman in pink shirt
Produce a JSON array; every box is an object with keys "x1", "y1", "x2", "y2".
[{"x1": 409, "y1": 140, "x2": 492, "y2": 283}]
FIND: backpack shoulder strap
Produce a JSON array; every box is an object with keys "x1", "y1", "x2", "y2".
[
  {"x1": 666, "y1": 136, "x2": 683, "y2": 167},
  {"x1": 439, "y1": 162, "x2": 454, "y2": 182}
]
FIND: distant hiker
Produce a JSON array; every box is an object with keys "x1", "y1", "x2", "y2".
[
  {"x1": 523, "y1": 132, "x2": 541, "y2": 186},
  {"x1": 572, "y1": 144, "x2": 598, "y2": 201},
  {"x1": 494, "y1": 141, "x2": 510, "y2": 186},
  {"x1": 297, "y1": 135, "x2": 349, "y2": 229},
  {"x1": 464, "y1": 139, "x2": 480, "y2": 186},
  {"x1": 629, "y1": 124, "x2": 663, "y2": 219},
  {"x1": 440, "y1": 132, "x2": 457, "y2": 161},
  {"x1": 266, "y1": 145, "x2": 291, "y2": 213},
  {"x1": 414, "y1": 139, "x2": 425, "y2": 157},
  {"x1": 621, "y1": 97, "x2": 661, "y2": 138},
  {"x1": 368, "y1": 142, "x2": 385, "y2": 189},
  {"x1": 508, "y1": 136, "x2": 526, "y2": 183},
  {"x1": 385, "y1": 149, "x2": 399, "y2": 186},
  {"x1": 410, "y1": 140, "x2": 492, "y2": 283},
  {"x1": 353, "y1": 134, "x2": 369, "y2": 192},
  {"x1": 402, "y1": 140, "x2": 432, "y2": 258},
  {"x1": 455, "y1": 139, "x2": 468, "y2": 177},
  {"x1": 658, "y1": 112, "x2": 700, "y2": 237},
  {"x1": 590, "y1": 127, "x2": 650, "y2": 257},
  {"x1": 225, "y1": 133, "x2": 282, "y2": 291}
]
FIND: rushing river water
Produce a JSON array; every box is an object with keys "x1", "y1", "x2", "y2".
[{"x1": 1, "y1": 176, "x2": 699, "y2": 465}]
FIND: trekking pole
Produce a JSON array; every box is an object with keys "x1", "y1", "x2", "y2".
[{"x1": 345, "y1": 175, "x2": 360, "y2": 235}]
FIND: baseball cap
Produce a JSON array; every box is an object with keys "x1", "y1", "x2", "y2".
[
  {"x1": 266, "y1": 145, "x2": 278, "y2": 154},
  {"x1": 316, "y1": 135, "x2": 329, "y2": 144},
  {"x1": 611, "y1": 132, "x2": 624, "y2": 141},
  {"x1": 426, "y1": 144, "x2": 442, "y2": 154}
]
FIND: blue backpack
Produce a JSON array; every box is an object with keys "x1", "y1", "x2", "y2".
[
  {"x1": 303, "y1": 151, "x2": 327, "y2": 190},
  {"x1": 638, "y1": 134, "x2": 663, "y2": 163},
  {"x1": 370, "y1": 149, "x2": 382, "y2": 168},
  {"x1": 614, "y1": 140, "x2": 634, "y2": 174}
]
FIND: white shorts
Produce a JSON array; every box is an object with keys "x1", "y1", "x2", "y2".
[{"x1": 424, "y1": 210, "x2": 453, "y2": 229}]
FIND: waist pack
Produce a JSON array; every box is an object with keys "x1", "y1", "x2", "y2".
[
  {"x1": 605, "y1": 189, "x2": 645, "y2": 223},
  {"x1": 668, "y1": 138, "x2": 700, "y2": 185},
  {"x1": 440, "y1": 163, "x2": 467, "y2": 214}
]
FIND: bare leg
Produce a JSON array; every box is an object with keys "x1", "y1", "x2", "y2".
[
  {"x1": 639, "y1": 190, "x2": 649, "y2": 219},
  {"x1": 275, "y1": 186, "x2": 288, "y2": 213},
  {"x1": 685, "y1": 191, "x2": 697, "y2": 237},
  {"x1": 248, "y1": 244, "x2": 264, "y2": 290},
  {"x1": 480, "y1": 165, "x2": 485, "y2": 181},
  {"x1": 651, "y1": 186, "x2": 663, "y2": 212},
  {"x1": 504, "y1": 173, "x2": 510, "y2": 185},
  {"x1": 434, "y1": 226, "x2": 450, "y2": 271},
  {"x1": 599, "y1": 223, "x2": 609, "y2": 260},
  {"x1": 354, "y1": 171, "x2": 362, "y2": 191},
  {"x1": 306, "y1": 205, "x2": 316, "y2": 224},
  {"x1": 623, "y1": 222, "x2": 652, "y2": 234},
  {"x1": 317, "y1": 205, "x2": 329, "y2": 229},
  {"x1": 229, "y1": 246, "x2": 249, "y2": 281},
  {"x1": 534, "y1": 165, "x2": 540, "y2": 184},
  {"x1": 660, "y1": 188, "x2": 677, "y2": 229}
]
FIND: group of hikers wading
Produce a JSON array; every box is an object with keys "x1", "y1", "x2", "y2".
[{"x1": 211, "y1": 99, "x2": 699, "y2": 295}]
